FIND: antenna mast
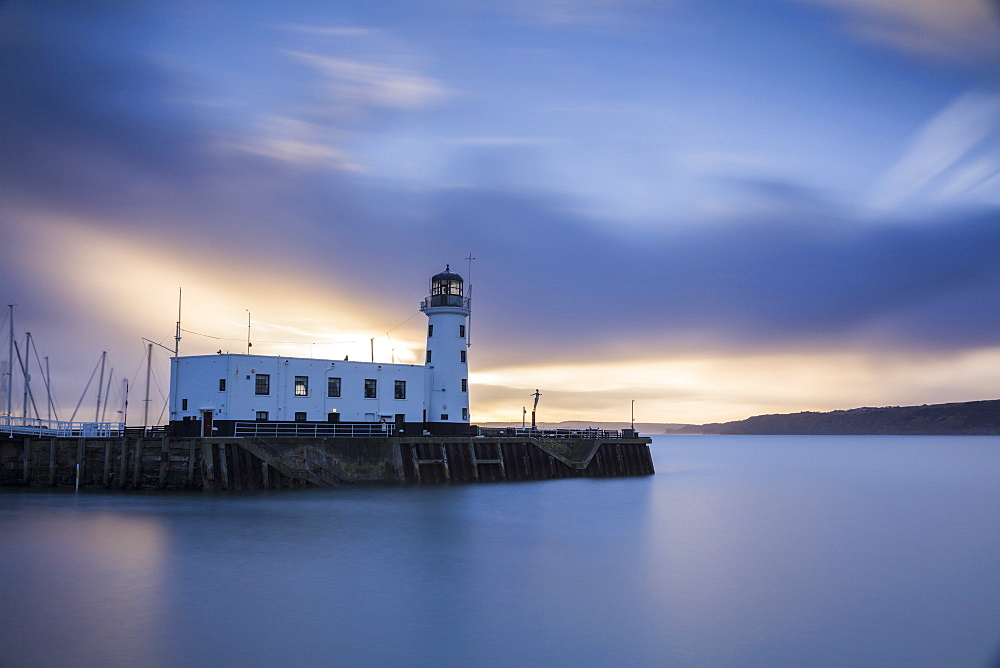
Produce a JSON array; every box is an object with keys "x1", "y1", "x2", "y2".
[
  {"x1": 6, "y1": 304, "x2": 13, "y2": 418},
  {"x1": 465, "y1": 252, "x2": 475, "y2": 346}
]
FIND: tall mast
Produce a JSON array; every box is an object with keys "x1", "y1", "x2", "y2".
[
  {"x1": 94, "y1": 351, "x2": 106, "y2": 423},
  {"x1": 101, "y1": 368, "x2": 114, "y2": 422},
  {"x1": 175, "y1": 288, "x2": 182, "y2": 359},
  {"x1": 172, "y1": 288, "x2": 182, "y2": 421},
  {"x1": 22, "y1": 332, "x2": 30, "y2": 419},
  {"x1": 45, "y1": 355, "x2": 52, "y2": 421},
  {"x1": 6, "y1": 304, "x2": 12, "y2": 417},
  {"x1": 143, "y1": 342, "x2": 152, "y2": 431},
  {"x1": 465, "y1": 253, "x2": 475, "y2": 346}
]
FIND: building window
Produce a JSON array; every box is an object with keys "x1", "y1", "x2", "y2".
[
  {"x1": 181, "y1": 399, "x2": 188, "y2": 411},
  {"x1": 394, "y1": 380, "x2": 406, "y2": 399},
  {"x1": 295, "y1": 376, "x2": 308, "y2": 396},
  {"x1": 425, "y1": 350, "x2": 432, "y2": 363},
  {"x1": 462, "y1": 408, "x2": 468, "y2": 420},
  {"x1": 218, "y1": 379, "x2": 226, "y2": 392},
  {"x1": 294, "y1": 411, "x2": 307, "y2": 422},
  {"x1": 459, "y1": 324, "x2": 465, "y2": 338},
  {"x1": 364, "y1": 379, "x2": 377, "y2": 398},
  {"x1": 440, "y1": 414, "x2": 448, "y2": 421},
  {"x1": 460, "y1": 350, "x2": 467, "y2": 363},
  {"x1": 327, "y1": 377, "x2": 341, "y2": 398},
  {"x1": 327, "y1": 412, "x2": 340, "y2": 423},
  {"x1": 461, "y1": 378, "x2": 468, "y2": 392},
  {"x1": 255, "y1": 373, "x2": 270, "y2": 395},
  {"x1": 256, "y1": 411, "x2": 268, "y2": 421},
  {"x1": 428, "y1": 324, "x2": 433, "y2": 337}
]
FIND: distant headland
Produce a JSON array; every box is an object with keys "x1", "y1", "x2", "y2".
[{"x1": 668, "y1": 400, "x2": 1000, "y2": 435}]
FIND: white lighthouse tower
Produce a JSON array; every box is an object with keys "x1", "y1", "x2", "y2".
[{"x1": 420, "y1": 265, "x2": 471, "y2": 435}]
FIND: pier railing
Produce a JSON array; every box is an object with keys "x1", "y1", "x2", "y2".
[
  {"x1": 477, "y1": 427, "x2": 631, "y2": 439},
  {"x1": 233, "y1": 421, "x2": 391, "y2": 439},
  {"x1": 1, "y1": 416, "x2": 124, "y2": 438}
]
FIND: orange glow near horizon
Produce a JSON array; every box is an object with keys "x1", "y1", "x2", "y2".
[{"x1": 10, "y1": 215, "x2": 1000, "y2": 426}]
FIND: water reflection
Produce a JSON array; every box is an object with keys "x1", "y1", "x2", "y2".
[
  {"x1": 2, "y1": 437, "x2": 999, "y2": 666},
  {"x1": 0, "y1": 496, "x2": 167, "y2": 666}
]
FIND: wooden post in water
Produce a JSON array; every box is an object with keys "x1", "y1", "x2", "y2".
[
  {"x1": 118, "y1": 438, "x2": 129, "y2": 488},
  {"x1": 230, "y1": 443, "x2": 242, "y2": 491},
  {"x1": 103, "y1": 441, "x2": 112, "y2": 486},
  {"x1": 187, "y1": 440, "x2": 197, "y2": 489},
  {"x1": 410, "y1": 444, "x2": 421, "y2": 483},
  {"x1": 22, "y1": 437, "x2": 30, "y2": 485},
  {"x1": 158, "y1": 437, "x2": 169, "y2": 488},
  {"x1": 218, "y1": 443, "x2": 229, "y2": 491},
  {"x1": 440, "y1": 443, "x2": 450, "y2": 482},
  {"x1": 201, "y1": 442, "x2": 215, "y2": 490},
  {"x1": 261, "y1": 460, "x2": 270, "y2": 489},
  {"x1": 468, "y1": 443, "x2": 479, "y2": 481},
  {"x1": 48, "y1": 438, "x2": 57, "y2": 486},
  {"x1": 76, "y1": 438, "x2": 85, "y2": 486},
  {"x1": 131, "y1": 438, "x2": 143, "y2": 488}
]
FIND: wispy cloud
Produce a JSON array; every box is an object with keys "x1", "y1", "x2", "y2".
[
  {"x1": 798, "y1": 0, "x2": 1000, "y2": 59},
  {"x1": 215, "y1": 116, "x2": 362, "y2": 170},
  {"x1": 286, "y1": 52, "x2": 451, "y2": 114},
  {"x1": 273, "y1": 24, "x2": 376, "y2": 38},
  {"x1": 869, "y1": 92, "x2": 1000, "y2": 211}
]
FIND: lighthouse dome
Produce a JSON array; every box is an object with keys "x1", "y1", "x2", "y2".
[{"x1": 428, "y1": 265, "x2": 465, "y2": 307}]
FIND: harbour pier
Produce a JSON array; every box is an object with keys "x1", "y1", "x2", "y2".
[{"x1": 0, "y1": 430, "x2": 654, "y2": 490}]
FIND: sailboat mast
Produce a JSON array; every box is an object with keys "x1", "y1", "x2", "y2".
[
  {"x1": 94, "y1": 351, "x2": 106, "y2": 423},
  {"x1": 175, "y1": 288, "x2": 182, "y2": 358},
  {"x1": 45, "y1": 355, "x2": 52, "y2": 421},
  {"x1": 23, "y1": 332, "x2": 30, "y2": 419},
  {"x1": 6, "y1": 304, "x2": 12, "y2": 417},
  {"x1": 143, "y1": 342, "x2": 152, "y2": 431},
  {"x1": 172, "y1": 288, "x2": 182, "y2": 421}
]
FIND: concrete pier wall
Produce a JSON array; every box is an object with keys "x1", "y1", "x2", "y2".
[{"x1": 0, "y1": 435, "x2": 653, "y2": 490}]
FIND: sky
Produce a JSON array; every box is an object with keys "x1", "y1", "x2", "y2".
[{"x1": 3, "y1": 0, "x2": 1000, "y2": 426}]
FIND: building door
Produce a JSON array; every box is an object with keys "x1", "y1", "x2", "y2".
[
  {"x1": 395, "y1": 413, "x2": 405, "y2": 435},
  {"x1": 201, "y1": 410, "x2": 214, "y2": 437}
]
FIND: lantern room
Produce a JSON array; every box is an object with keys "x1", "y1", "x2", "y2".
[{"x1": 428, "y1": 265, "x2": 465, "y2": 308}]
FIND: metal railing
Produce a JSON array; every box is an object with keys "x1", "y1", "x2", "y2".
[
  {"x1": 1, "y1": 416, "x2": 124, "y2": 438},
  {"x1": 477, "y1": 427, "x2": 628, "y2": 439},
  {"x1": 234, "y1": 421, "x2": 391, "y2": 439},
  {"x1": 420, "y1": 296, "x2": 471, "y2": 310}
]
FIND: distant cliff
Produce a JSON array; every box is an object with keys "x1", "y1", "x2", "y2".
[{"x1": 671, "y1": 399, "x2": 1000, "y2": 435}]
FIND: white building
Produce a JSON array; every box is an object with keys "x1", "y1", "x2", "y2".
[{"x1": 169, "y1": 267, "x2": 471, "y2": 437}]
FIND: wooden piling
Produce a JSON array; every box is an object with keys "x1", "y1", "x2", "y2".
[
  {"x1": 158, "y1": 437, "x2": 169, "y2": 489},
  {"x1": 218, "y1": 443, "x2": 229, "y2": 491},
  {"x1": 102, "y1": 441, "x2": 112, "y2": 486},
  {"x1": 49, "y1": 438, "x2": 57, "y2": 486},
  {"x1": 21, "y1": 437, "x2": 30, "y2": 485},
  {"x1": 118, "y1": 438, "x2": 129, "y2": 488},
  {"x1": 201, "y1": 442, "x2": 215, "y2": 491},
  {"x1": 76, "y1": 438, "x2": 85, "y2": 485},
  {"x1": 230, "y1": 443, "x2": 242, "y2": 491},
  {"x1": 187, "y1": 440, "x2": 197, "y2": 489}
]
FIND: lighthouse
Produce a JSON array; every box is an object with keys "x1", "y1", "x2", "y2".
[{"x1": 420, "y1": 265, "x2": 471, "y2": 435}]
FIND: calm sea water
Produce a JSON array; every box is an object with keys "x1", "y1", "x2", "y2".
[{"x1": 1, "y1": 435, "x2": 998, "y2": 667}]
